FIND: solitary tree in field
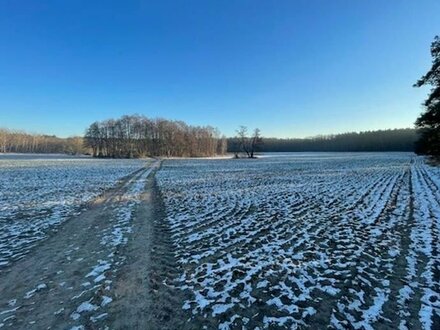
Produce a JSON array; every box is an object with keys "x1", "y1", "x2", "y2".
[
  {"x1": 414, "y1": 35, "x2": 440, "y2": 155},
  {"x1": 236, "y1": 126, "x2": 263, "y2": 158},
  {"x1": 236, "y1": 126, "x2": 250, "y2": 157},
  {"x1": 250, "y1": 128, "x2": 263, "y2": 158}
]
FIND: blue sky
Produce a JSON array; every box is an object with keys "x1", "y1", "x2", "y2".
[{"x1": 0, "y1": 1, "x2": 439, "y2": 138}]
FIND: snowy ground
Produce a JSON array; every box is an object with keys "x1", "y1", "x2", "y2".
[
  {"x1": 1, "y1": 152, "x2": 439, "y2": 329},
  {"x1": 0, "y1": 155, "x2": 146, "y2": 268},
  {"x1": 0, "y1": 156, "x2": 161, "y2": 329},
  {"x1": 156, "y1": 152, "x2": 440, "y2": 329}
]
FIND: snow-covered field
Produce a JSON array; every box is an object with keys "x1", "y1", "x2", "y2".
[
  {"x1": 156, "y1": 153, "x2": 440, "y2": 329},
  {"x1": 0, "y1": 154, "x2": 146, "y2": 267}
]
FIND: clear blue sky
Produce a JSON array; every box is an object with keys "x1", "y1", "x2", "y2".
[{"x1": 0, "y1": 1, "x2": 439, "y2": 138}]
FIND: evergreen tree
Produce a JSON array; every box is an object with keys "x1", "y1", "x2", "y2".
[{"x1": 414, "y1": 36, "x2": 440, "y2": 155}]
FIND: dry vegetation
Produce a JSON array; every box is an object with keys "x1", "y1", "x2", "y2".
[{"x1": 0, "y1": 128, "x2": 84, "y2": 154}]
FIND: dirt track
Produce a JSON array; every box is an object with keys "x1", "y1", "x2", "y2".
[{"x1": 0, "y1": 161, "x2": 187, "y2": 330}]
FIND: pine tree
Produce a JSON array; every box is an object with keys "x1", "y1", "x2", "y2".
[{"x1": 414, "y1": 36, "x2": 440, "y2": 155}]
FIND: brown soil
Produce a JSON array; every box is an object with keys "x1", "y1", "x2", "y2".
[{"x1": 0, "y1": 161, "x2": 188, "y2": 330}]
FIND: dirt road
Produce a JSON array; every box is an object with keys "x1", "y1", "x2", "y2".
[{"x1": 0, "y1": 160, "x2": 187, "y2": 330}]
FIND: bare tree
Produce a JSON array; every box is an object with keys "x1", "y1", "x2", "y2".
[
  {"x1": 0, "y1": 128, "x2": 86, "y2": 154},
  {"x1": 1, "y1": 115, "x2": 229, "y2": 158},
  {"x1": 83, "y1": 115, "x2": 227, "y2": 158},
  {"x1": 236, "y1": 126, "x2": 250, "y2": 158},
  {"x1": 236, "y1": 126, "x2": 263, "y2": 158},
  {"x1": 250, "y1": 128, "x2": 263, "y2": 158}
]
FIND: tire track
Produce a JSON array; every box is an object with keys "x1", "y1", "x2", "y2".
[{"x1": 0, "y1": 161, "x2": 155, "y2": 329}]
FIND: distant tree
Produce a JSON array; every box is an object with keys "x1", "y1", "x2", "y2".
[
  {"x1": 250, "y1": 128, "x2": 263, "y2": 158},
  {"x1": 65, "y1": 137, "x2": 85, "y2": 155},
  {"x1": 0, "y1": 128, "x2": 86, "y2": 154},
  {"x1": 217, "y1": 135, "x2": 228, "y2": 155},
  {"x1": 227, "y1": 128, "x2": 418, "y2": 153},
  {"x1": 0, "y1": 128, "x2": 7, "y2": 153},
  {"x1": 84, "y1": 122, "x2": 100, "y2": 157},
  {"x1": 82, "y1": 115, "x2": 226, "y2": 158},
  {"x1": 235, "y1": 126, "x2": 263, "y2": 158},
  {"x1": 236, "y1": 126, "x2": 250, "y2": 158},
  {"x1": 414, "y1": 35, "x2": 440, "y2": 155}
]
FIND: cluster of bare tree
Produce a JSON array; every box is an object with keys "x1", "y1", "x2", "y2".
[
  {"x1": 228, "y1": 128, "x2": 417, "y2": 153},
  {"x1": 84, "y1": 115, "x2": 227, "y2": 158},
  {"x1": 235, "y1": 126, "x2": 263, "y2": 158},
  {"x1": 0, "y1": 128, "x2": 85, "y2": 154}
]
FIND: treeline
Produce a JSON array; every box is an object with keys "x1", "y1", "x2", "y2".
[
  {"x1": 0, "y1": 128, "x2": 85, "y2": 154},
  {"x1": 84, "y1": 115, "x2": 227, "y2": 158},
  {"x1": 1, "y1": 125, "x2": 418, "y2": 156},
  {"x1": 228, "y1": 128, "x2": 418, "y2": 152}
]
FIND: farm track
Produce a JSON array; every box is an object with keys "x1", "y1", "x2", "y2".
[
  {"x1": 104, "y1": 162, "x2": 188, "y2": 330},
  {"x1": 0, "y1": 158, "x2": 147, "y2": 268},
  {"x1": 0, "y1": 166, "x2": 147, "y2": 269},
  {"x1": 0, "y1": 160, "x2": 184, "y2": 330}
]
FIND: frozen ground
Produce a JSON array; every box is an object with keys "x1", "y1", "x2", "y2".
[
  {"x1": 0, "y1": 156, "x2": 163, "y2": 329},
  {"x1": 1, "y1": 152, "x2": 439, "y2": 329},
  {"x1": 0, "y1": 155, "x2": 146, "y2": 267},
  {"x1": 156, "y1": 152, "x2": 440, "y2": 329}
]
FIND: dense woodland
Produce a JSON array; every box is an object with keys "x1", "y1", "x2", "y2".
[
  {"x1": 228, "y1": 128, "x2": 418, "y2": 153},
  {"x1": 84, "y1": 115, "x2": 227, "y2": 158},
  {"x1": 0, "y1": 128, "x2": 84, "y2": 154}
]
